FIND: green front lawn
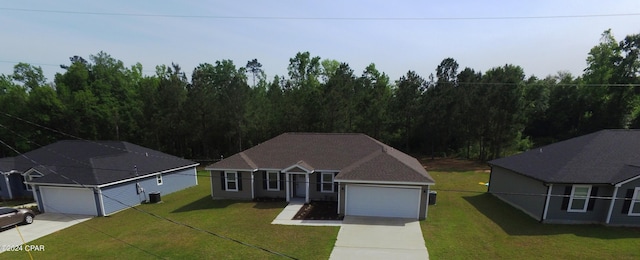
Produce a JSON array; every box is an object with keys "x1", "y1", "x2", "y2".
[
  {"x1": 0, "y1": 199, "x2": 34, "y2": 207},
  {"x1": 423, "y1": 169, "x2": 640, "y2": 259},
  {"x1": 0, "y1": 172, "x2": 338, "y2": 259},
  {"x1": 5, "y1": 162, "x2": 639, "y2": 259}
]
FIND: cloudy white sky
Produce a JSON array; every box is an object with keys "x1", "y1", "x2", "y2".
[{"x1": 1, "y1": 1, "x2": 639, "y2": 83}]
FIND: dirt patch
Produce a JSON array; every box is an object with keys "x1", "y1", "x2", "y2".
[
  {"x1": 419, "y1": 157, "x2": 490, "y2": 172},
  {"x1": 293, "y1": 201, "x2": 344, "y2": 220}
]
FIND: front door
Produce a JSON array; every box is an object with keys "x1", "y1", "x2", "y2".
[{"x1": 295, "y1": 175, "x2": 306, "y2": 197}]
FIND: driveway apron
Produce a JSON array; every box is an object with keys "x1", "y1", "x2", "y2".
[
  {"x1": 0, "y1": 213, "x2": 93, "y2": 252},
  {"x1": 330, "y1": 216, "x2": 429, "y2": 259}
]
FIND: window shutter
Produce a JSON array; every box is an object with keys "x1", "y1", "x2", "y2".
[
  {"x1": 280, "y1": 173, "x2": 285, "y2": 191},
  {"x1": 334, "y1": 173, "x2": 339, "y2": 192},
  {"x1": 622, "y1": 189, "x2": 634, "y2": 214},
  {"x1": 316, "y1": 173, "x2": 321, "y2": 192},
  {"x1": 561, "y1": 186, "x2": 571, "y2": 210},
  {"x1": 262, "y1": 172, "x2": 267, "y2": 190},
  {"x1": 220, "y1": 172, "x2": 226, "y2": 191},
  {"x1": 587, "y1": 187, "x2": 598, "y2": 211},
  {"x1": 238, "y1": 172, "x2": 243, "y2": 191}
]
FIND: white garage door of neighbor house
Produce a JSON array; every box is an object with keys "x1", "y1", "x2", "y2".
[
  {"x1": 345, "y1": 184, "x2": 420, "y2": 219},
  {"x1": 40, "y1": 186, "x2": 98, "y2": 216}
]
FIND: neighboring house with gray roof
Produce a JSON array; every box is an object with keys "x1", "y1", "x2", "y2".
[
  {"x1": 205, "y1": 133, "x2": 435, "y2": 219},
  {"x1": 488, "y1": 129, "x2": 640, "y2": 226},
  {"x1": 1, "y1": 140, "x2": 198, "y2": 216}
]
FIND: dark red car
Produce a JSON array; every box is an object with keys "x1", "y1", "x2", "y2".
[{"x1": 0, "y1": 207, "x2": 35, "y2": 229}]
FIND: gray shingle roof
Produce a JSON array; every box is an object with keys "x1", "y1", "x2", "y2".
[
  {"x1": 0, "y1": 157, "x2": 16, "y2": 173},
  {"x1": 5, "y1": 140, "x2": 197, "y2": 186},
  {"x1": 489, "y1": 129, "x2": 640, "y2": 184},
  {"x1": 206, "y1": 133, "x2": 435, "y2": 184}
]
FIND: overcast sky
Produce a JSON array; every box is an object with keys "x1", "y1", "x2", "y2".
[{"x1": 1, "y1": 1, "x2": 639, "y2": 83}]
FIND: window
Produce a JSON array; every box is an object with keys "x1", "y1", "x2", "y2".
[
  {"x1": 156, "y1": 174, "x2": 163, "y2": 185},
  {"x1": 568, "y1": 185, "x2": 591, "y2": 212},
  {"x1": 629, "y1": 187, "x2": 640, "y2": 216},
  {"x1": 225, "y1": 172, "x2": 238, "y2": 191},
  {"x1": 267, "y1": 171, "x2": 279, "y2": 191},
  {"x1": 321, "y1": 173, "x2": 334, "y2": 192}
]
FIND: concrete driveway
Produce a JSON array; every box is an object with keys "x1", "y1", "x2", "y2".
[
  {"x1": 330, "y1": 216, "x2": 429, "y2": 260},
  {"x1": 0, "y1": 213, "x2": 93, "y2": 252}
]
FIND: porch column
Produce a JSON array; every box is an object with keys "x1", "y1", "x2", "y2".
[
  {"x1": 305, "y1": 174, "x2": 310, "y2": 203},
  {"x1": 606, "y1": 186, "x2": 619, "y2": 224},
  {"x1": 4, "y1": 174, "x2": 13, "y2": 199},
  {"x1": 250, "y1": 172, "x2": 255, "y2": 199},
  {"x1": 285, "y1": 173, "x2": 290, "y2": 202},
  {"x1": 542, "y1": 184, "x2": 553, "y2": 221}
]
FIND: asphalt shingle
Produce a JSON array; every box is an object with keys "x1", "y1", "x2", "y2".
[
  {"x1": 489, "y1": 129, "x2": 640, "y2": 184},
  {"x1": 5, "y1": 140, "x2": 197, "y2": 186},
  {"x1": 206, "y1": 133, "x2": 434, "y2": 184}
]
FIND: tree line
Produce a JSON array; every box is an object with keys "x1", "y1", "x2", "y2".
[{"x1": 1, "y1": 29, "x2": 638, "y2": 161}]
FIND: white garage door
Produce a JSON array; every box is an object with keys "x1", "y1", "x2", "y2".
[
  {"x1": 40, "y1": 186, "x2": 98, "y2": 216},
  {"x1": 345, "y1": 184, "x2": 421, "y2": 219}
]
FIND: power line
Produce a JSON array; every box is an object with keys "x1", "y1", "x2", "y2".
[
  {"x1": 0, "y1": 123, "x2": 298, "y2": 259},
  {"x1": 0, "y1": 60, "x2": 61, "y2": 68},
  {"x1": 0, "y1": 7, "x2": 638, "y2": 20},
  {"x1": 0, "y1": 138, "x2": 166, "y2": 259},
  {"x1": 0, "y1": 112, "x2": 190, "y2": 163},
  {"x1": 3, "y1": 108, "x2": 637, "y2": 203}
]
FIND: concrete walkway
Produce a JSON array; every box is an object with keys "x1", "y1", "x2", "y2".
[
  {"x1": 271, "y1": 199, "x2": 342, "y2": 226},
  {"x1": 330, "y1": 216, "x2": 429, "y2": 260},
  {"x1": 0, "y1": 213, "x2": 93, "y2": 252}
]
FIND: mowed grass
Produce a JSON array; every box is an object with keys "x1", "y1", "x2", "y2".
[
  {"x1": 0, "y1": 171, "x2": 338, "y2": 259},
  {"x1": 422, "y1": 162, "x2": 640, "y2": 259}
]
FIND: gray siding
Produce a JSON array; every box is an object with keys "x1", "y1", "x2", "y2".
[
  {"x1": 6, "y1": 174, "x2": 31, "y2": 199},
  {"x1": 308, "y1": 172, "x2": 338, "y2": 201},
  {"x1": 608, "y1": 178, "x2": 640, "y2": 226},
  {"x1": 0, "y1": 175, "x2": 9, "y2": 199},
  {"x1": 254, "y1": 171, "x2": 286, "y2": 199},
  {"x1": 102, "y1": 167, "x2": 197, "y2": 215},
  {"x1": 338, "y1": 183, "x2": 346, "y2": 214},
  {"x1": 210, "y1": 170, "x2": 252, "y2": 200},
  {"x1": 420, "y1": 185, "x2": 429, "y2": 220},
  {"x1": 488, "y1": 166, "x2": 547, "y2": 221},
  {"x1": 544, "y1": 184, "x2": 612, "y2": 224}
]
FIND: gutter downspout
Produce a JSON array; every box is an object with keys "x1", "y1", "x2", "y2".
[
  {"x1": 606, "y1": 186, "x2": 619, "y2": 224},
  {"x1": 542, "y1": 184, "x2": 553, "y2": 222}
]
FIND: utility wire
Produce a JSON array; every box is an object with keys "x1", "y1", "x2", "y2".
[
  {"x1": 0, "y1": 138, "x2": 166, "y2": 259},
  {"x1": 0, "y1": 112, "x2": 191, "y2": 163},
  {"x1": 0, "y1": 7, "x2": 639, "y2": 20},
  {"x1": 2, "y1": 60, "x2": 637, "y2": 88},
  {"x1": 0, "y1": 123, "x2": 298, "y2": 259},
  {"x1": 2, "y1": 112, "x2": 637, "y2": 203}
]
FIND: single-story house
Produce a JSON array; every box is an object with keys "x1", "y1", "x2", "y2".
[
  {"x1": 488, "y1": 129, "x2": 640, "y2": 226},
  {"x1": 1, "y1": 140, "x2": 198, "y2": 216},
  {"x1": 205, "y1": 133, "x2": 435, "y2": 220}
]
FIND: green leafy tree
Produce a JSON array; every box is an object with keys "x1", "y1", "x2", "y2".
[
  {"x1": 245, "y1": 58, "x2": 263, "y2": 87},
  {"x1": 392, "y1": 71, "x2": 425, "y2": 152},
  {"x1": 481, "y1": 64, "x2": 526, "y2": 159},
  {"x1": 12, "y1": 62, "x2": 46, "y2": 91},
  {"x1": 321, "y1": 62, "x2": 356, "y2": 132},
  {"x1": 354, "y1": 63, "x2": 392, "y2": 140}
]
